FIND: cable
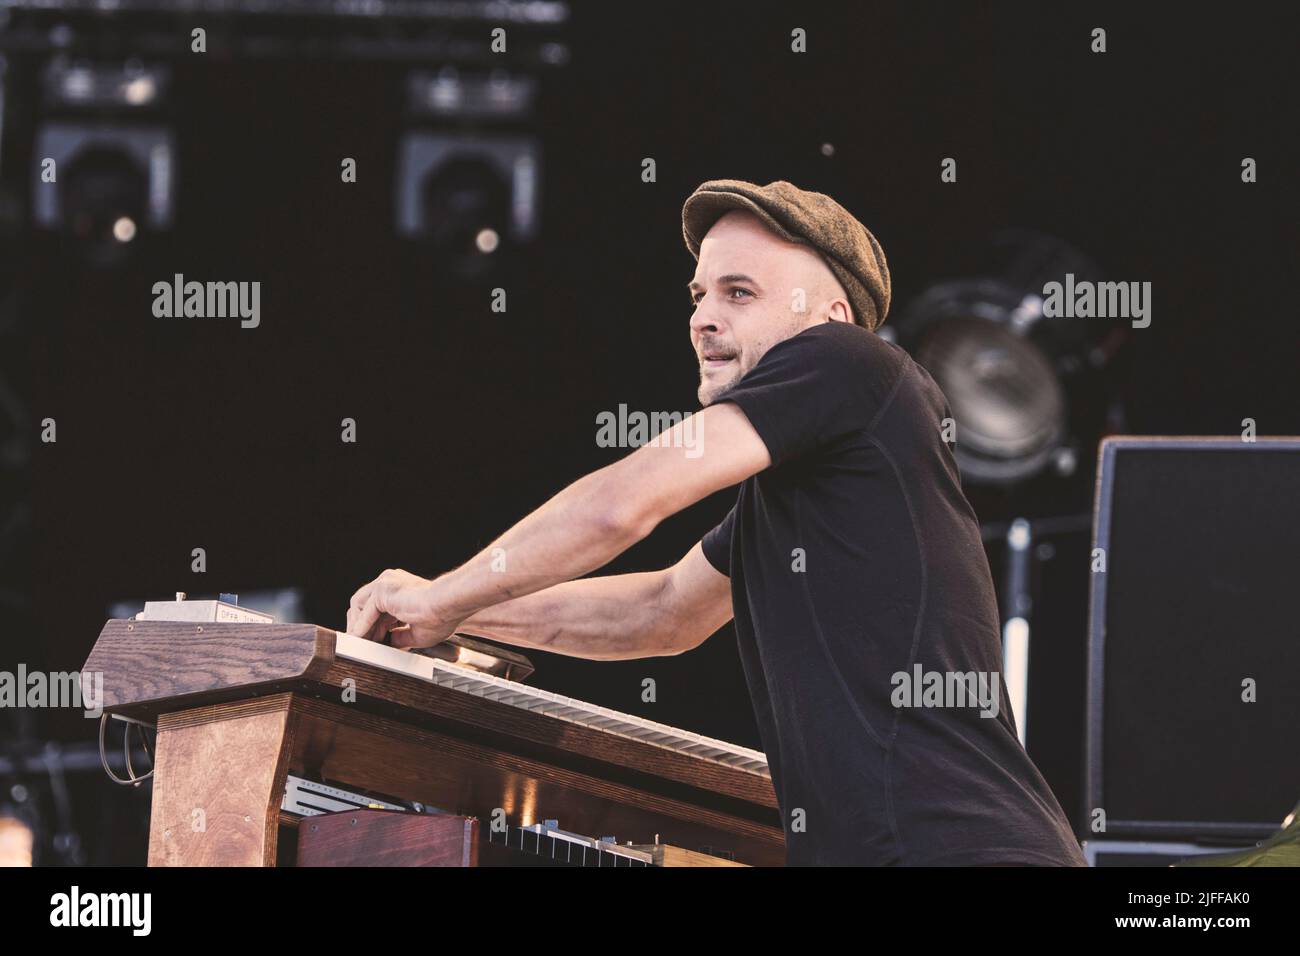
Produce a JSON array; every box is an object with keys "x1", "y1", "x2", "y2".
[
  {"x1": 136, "y1": 721, "x2": 154, "y2": 763},
  {"x1": 98, "y1": 715, "x2": 154, "y2": 787}
]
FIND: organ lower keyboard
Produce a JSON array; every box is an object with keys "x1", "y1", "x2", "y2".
[{"x1": 82, "y1": 618, "x2": 785, "y2": 866}]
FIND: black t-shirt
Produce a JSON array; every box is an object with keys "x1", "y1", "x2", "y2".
[{"x1": 701, "y1": 321, "x2": 1086, "y2": 866}]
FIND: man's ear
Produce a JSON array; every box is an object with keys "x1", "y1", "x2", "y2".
[{"x1": 827, "y1": 298, "x2": 854, "y2": 324}]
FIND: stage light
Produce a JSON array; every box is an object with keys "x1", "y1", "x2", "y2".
[
  {"x1": 429, "y1": 70, "x2": 462, "y2": 113},
  {"x1": 112, "y1": 215, "x2": 136, "y2": 243},
  {"x1": 911, "y1": 301, "x2": 1066, "y2": 484},
  {"x1": 60, "y1": 66, "x2": 93, "y2": 103},
  {"x1": 31, "y1": 60, "x2": 174, "y2": 267},
  {"x1": 395, "y1": 58, "x2": 545, "y2": 278},
  {"x1": 892, "y1": 232, "x2": 1122, "y2": 487},
  {"x1": 122, "y1": 75, "x2": 157, "y2": 107},
  {"x1": 895, "y1": 280, "x2": 1066, "y2": 484},
  {"x1": 409, "y1": 67, "x2": 538, "y2": 121},
  {"x1": 396, "y1": 134, "x2": 540, "y2": 277},
  {"x1": 44, "y1": 59, "x2": 169, "y2": 111}
]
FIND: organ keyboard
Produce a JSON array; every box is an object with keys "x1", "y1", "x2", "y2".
[
  {"x1": 83, "y1": 614, "x2": 785, "y2": 866},
  {"x1": 334, "y1": 631, "x2": 770, "y2": 775}
]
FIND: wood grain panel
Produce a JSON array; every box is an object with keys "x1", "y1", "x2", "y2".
[
  {"x1": 85, "y1": 620, "x2": 333, "y2": 713},
  {"x1": 284, "y1": 696, "x2": 785, "y2": 866},
  {"x1": 147, "y1": 695, "x2": 295, "y2": 866}
]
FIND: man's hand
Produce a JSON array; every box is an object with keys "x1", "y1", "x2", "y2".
[{"x1": 346, "y1": 568, "x2": 462, "y2": 649}]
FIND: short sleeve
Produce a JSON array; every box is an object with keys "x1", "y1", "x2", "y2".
[
  {"x1": 701, "y1": 505, "x2": 736, "y2": 577},
  {"x1": 710, "y1": 323, "x2": 894, "y2": 467}
]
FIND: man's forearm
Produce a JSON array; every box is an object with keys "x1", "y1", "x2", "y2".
[
  {"x1": 347, "y1": 389, "x2": 760, "y2": 651},
  {"x1": 430, "y1": 462, "x2": 653, "y2": 626},
  {"x1": 455, "y1": 571, "x2": 680, "y2": 661}
]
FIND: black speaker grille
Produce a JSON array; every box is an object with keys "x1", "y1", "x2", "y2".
[{"x1": 1097, "y1": 443, "x2": 1300, "y2": 833}]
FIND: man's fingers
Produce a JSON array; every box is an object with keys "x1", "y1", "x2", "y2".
[
  {"x1": 368, "y1": 612, "x2": 402, "y2": 645},
  {"x1": 347, "y1": 577, "x2": 380, "y2": 636},
  {"x1": 351, "y1": 592, "x2": 384, "y2": 641},
  {"x1": 364, "y1": 607, "x2": 393, "y2": 644},
  {"x1": 349, "y1": 579, "x2": 375, "y2": 612},
  {"x1": 348, "y1": 571, "x2": 422, "y2": 643},
  {"x1": 389, "y1": 624, "x2": 449, "y2": 650},
  {"x1": 388, "y1": 625, "x2": 417, "y2": 649}
]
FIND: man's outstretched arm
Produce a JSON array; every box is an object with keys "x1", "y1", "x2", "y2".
[
  {"x1": 346, "y1": 401, "x2": 766, "y2": 648},
  {"x1": 450, "y1": 542, "x2": 732, "y2": 660}
]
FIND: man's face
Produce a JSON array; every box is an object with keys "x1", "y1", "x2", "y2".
[{"x1": 689, "y1": 210, "x2": 852, "y2": 406}]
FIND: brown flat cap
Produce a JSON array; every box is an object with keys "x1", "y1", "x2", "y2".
[{"x1": 682, "y1": 179, "x2": 891, "y2": 331}]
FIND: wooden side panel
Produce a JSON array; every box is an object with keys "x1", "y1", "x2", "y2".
[{"x1": 147, "y1": 695, "x2": 295, "y2": 867}]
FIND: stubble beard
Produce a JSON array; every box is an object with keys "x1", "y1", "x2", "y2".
[
  {"x1": 696, "y1": 315, "x2": 809, "y2": 407},
  {"x1": 697, "y1": 359, "x2": 747, "y2": 407}
]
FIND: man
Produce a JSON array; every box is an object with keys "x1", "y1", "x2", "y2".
[{"x1": 347, "y1": 179, "x2": 1087, "y2": 866}]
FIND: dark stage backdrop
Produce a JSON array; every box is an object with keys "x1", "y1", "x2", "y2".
[{"x1": 5, "y1": 2, "x2": 1297, "y2": 849}]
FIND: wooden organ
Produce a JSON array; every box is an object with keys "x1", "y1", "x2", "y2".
[{"x1": 82, "y1": 612, "x2": 785, "y2": 867}]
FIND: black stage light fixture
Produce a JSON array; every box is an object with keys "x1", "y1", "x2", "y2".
[
  {"x1": 395, "y1": 68, "x2": 542, "y2": 278},
  {"x1": 30, "y1": 59, "x2": 174, "y2": 268},
  {"x1": 396, "y1": 132, "x2": 540, "y2": 278},
  {"x1": 896, "y1": 280, "x2": 1068, "y2": 484},
  {"x1": 422, "y1": 156, "x2": 512, "y2": 256},
  {"x1": 890, "y1": 232, "x2": 1124, "y2": 487}
]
